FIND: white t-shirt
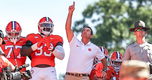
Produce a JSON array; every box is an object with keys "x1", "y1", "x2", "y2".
[{"x1": 66, "y1": 36, "x2": 105, "y2": 74}]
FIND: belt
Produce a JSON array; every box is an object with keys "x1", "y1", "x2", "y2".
[
  {"x1": 66, "y1": 72, "x2": 89, "y2": 77},
  {"x1": 35, "y1": 64, "x2": 52, "y2": 68}
]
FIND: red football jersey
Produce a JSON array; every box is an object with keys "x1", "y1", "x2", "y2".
[
  {"x1": 1, "y1": 37, "x2": 27, "y2": 71},
  {"x1": 26, "y1": 33, "x2": 63, "y2": 67},
  {"x1": 106, "y1": 66, "x2": 119, "y2": 80}
]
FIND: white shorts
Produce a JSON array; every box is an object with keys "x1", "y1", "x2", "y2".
[{"x1": 30, "y1": 67, "x2": 57, "y2": 80}]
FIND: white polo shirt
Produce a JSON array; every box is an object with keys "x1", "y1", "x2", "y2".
[{"x1": 66, "y1": 36, "x2": 105, "y2": 74}]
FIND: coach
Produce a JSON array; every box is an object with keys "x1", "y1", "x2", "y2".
[{"x1": 64, "y1": 2, "x2": 107, "y2": 80}]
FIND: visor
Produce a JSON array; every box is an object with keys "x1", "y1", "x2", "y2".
[
  {"x1": 39, "y1": 23, "x2": 54, "y2": 28},
  {"x1": 112, "y1": 61, "x2": 122, "y2": 66},
  {"x1": 7, "y1": 31, "x2": 20, "y2": 37}
]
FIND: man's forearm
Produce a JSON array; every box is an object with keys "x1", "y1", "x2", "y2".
[
  {"x1": 101, "y1": 58, "x2": 107, "y2": 71},
  {"x1": 65, "y1": 12, "x2": 73, "y2": 30}
]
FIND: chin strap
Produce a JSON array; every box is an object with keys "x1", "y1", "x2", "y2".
[{"x1": 114, "y1": 66, "x2": 120, "y2": 73}]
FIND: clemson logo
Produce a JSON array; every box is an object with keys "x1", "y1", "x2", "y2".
[
  {"x1": 88, "y1": 48, "x2": 92, "y2": 51},
  {"x1": 76, "y1": 45, "x2": 79, "y2": 47}
]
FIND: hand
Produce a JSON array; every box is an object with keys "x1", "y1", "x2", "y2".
[
  {"x1": 37, "y1": 40, "x2": 44, "y2": 48},
  {"x1": 101, "y1": 71, "x2": 107, "y2": 79},
  {"x1": 69, "y1": 2, "x2": 75, "y2": 13}
]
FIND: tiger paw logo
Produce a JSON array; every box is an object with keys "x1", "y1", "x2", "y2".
[{"x1": 88, "y1": 48, "x2": 92, "y2": 51}]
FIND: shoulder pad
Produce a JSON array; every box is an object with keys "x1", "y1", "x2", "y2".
[
  {"x1": 3, "y1": 37, "x2": 9, "y2": 42},
  {"x1": 26, "y1": 33, "x2": 41, "y2": 43},
  {"x1": 128, "y1": 42, "x2": 135, "y2": 45},
  {"x1": 27, "y1": 33, "x2": 41, "y2": 39},
  {"x1": 27, "y1": 33, "x2": 37, "y2": 38},
  {"x1": 50, "y1": 35, "x2": 63, "y2": 43},
  {"x1": 126, "y1": 42, "x2": 136, "y2": 47}
]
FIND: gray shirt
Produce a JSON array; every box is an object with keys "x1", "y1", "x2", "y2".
[{"x1": 123, "y1": 42, "x2": 152, "y2": 64}]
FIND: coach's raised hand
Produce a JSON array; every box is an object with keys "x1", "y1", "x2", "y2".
[
  {"x1": 65, "y1": 2, "x2": 75, "y2": 42},
  {"x1": 69, "y1": 2, "x2": 75, "y2": 13}
]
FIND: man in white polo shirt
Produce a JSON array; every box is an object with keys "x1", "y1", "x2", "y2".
[{"x1": 65, "y1": 2, "x2": 107, "y2": 80}]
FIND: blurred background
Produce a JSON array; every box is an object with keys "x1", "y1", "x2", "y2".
[{"x1": 0, "y1": 0, "x2": 152, "y2": 79}]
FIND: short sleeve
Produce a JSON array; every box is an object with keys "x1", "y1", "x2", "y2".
[
  {"x1": 26, "y1": 33, "x2": 37, "y2": 44},
  {"x1": 69, "y1": 36, "x2": 78, "y2": 46},
  {"x1": 96, "y1": 47, "x2": 105, "y2": 60}
]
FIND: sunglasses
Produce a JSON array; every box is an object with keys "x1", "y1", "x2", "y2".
[{"x1": 134, "y1": 28, "x2": 145, "y2": 32}]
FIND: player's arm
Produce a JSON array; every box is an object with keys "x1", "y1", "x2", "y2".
[
  {"x1": 20, "y1": 40, "x2": 34, "y2": 56},
  {"x1": 0, "y1": 55, "x2": 15, "y2": 71},
  {"x1": 101, "y1": 58, "x2": 107, "y2": 71},
  {"x1": 46, "y1": 36, "x2": 65, "y2": 60},
  {"x1": 65, "y1": 2, "x2": 75, "y2": 42},
  {"x1": 52, "y1": 42, "x2": 65, "y2": 60},
  {"x1": 21, "y1": 34, "x2": 42, "y2": 56},
  {"x1": 101, "y1": 58, "x2": 107, "y2": 78},
  {"x1": 96, "y1": 47, "x2": 107, "y2": 78}
]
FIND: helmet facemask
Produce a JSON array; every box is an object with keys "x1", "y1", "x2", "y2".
[
  {"x1": 6, "y1": 30, "x2": 21, "y2": 39},
  {"x1": 110, "y1": 51, "x2": 122, "y2": 73},
  {"x1": 39, "y1": 22, "x2": 54, "y2": 36},
  {"x1": 112, "y1": 60, "x2": 122, "y2": 73}
]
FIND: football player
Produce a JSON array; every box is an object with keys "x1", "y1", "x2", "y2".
[
  {"x1": 21, "y1": 17, "x2": 65, "y2": 80},
  {"x1": 89, "y1": 46, "x2": 109, "y2": 80},
  {"x1": 1, "y1": 21, "x2": 27, "y2": 72},
  {"x1": 106, "y1": 51, "x2": 122, "y2": 80},
  {"x1": 0, "y1": 30, "x2": 15, "y2": 73}
]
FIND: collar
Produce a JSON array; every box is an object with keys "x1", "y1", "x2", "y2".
[
  {"x1": 80, "y1": 40, "x2": 91, "y2": 46},
  {"x1": 134, "y1": 42, "x2": 148, "y2": 47}
]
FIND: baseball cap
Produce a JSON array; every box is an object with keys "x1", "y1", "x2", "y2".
[
  {"x1": 130, "y1": 20, "x2": 150, "y2": 32},
  {"x1": 120, "y1": 60, "x2": 150, "y2": 78}
]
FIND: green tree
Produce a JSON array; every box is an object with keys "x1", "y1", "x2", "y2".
[{"x1": 73, "y1": 0, "x2": 152, "y2": 54}]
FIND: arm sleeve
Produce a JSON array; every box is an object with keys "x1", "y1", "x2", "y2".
[
  {"x1": 53, "y1": 45, "x2": 65, "y2": 60},
  {"x1": 96, "y1": 47, "x2": 105, "y2": 60},
  {"x1": 20, "y1": 40, "x2": 33, "y2": 56},
  {"x1": 69, "y1": 36, "x2": 78, "y2": 47}
]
